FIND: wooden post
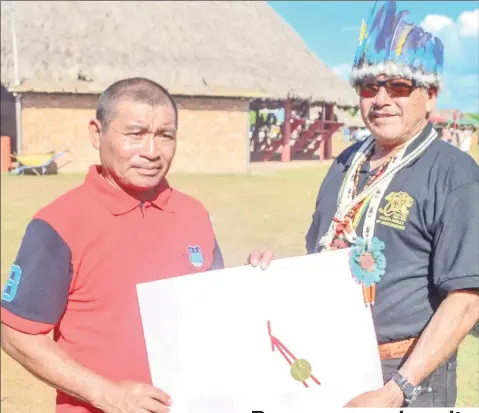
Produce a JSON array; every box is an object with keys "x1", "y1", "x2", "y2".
[
  {"x1": 252, "y1": 107, "x2": 261, "y2": 152},
  {"x1": 324, "y1": 104, "x2": 334, "y2": 160},
  {"x1": 281, "y1": 99, "x2": 292, "y2": 162}
]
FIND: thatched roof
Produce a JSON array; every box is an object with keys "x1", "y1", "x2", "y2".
[{"x1": 0, "y1": 1, "x2": 358, "y2": 107}]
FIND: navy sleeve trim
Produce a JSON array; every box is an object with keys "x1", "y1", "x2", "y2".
[
  {"x1": 1, "y1": 219, "x2": 72, "y2": 325},
  {"x1": 437, "y1": 276, "x2": 479, "y2": 298},
  {"x1": 210, "y1": 237, "x2": 225, "y2": 270}
]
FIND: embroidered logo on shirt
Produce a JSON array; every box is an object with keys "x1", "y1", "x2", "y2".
[
  {"x1": 188, "y1": 246, "x2": 204, "y2": 268},
  {"x1": 2, "y1": 264, "x2": 22, "y2": 302},
  {"x1": 376, "y1": 192, "x2": 414, "y2": 231}
]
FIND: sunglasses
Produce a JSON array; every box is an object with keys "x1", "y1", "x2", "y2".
[{"x1": 355, "y1": 79, "x2": 417, "y2": 98}]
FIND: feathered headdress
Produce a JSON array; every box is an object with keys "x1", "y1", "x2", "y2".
[{"x1": 350, "y1": 0, "x2": 444, "y2": 89}]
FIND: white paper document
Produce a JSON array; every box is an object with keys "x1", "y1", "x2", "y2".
[{"x1": 137, "y1": 249, "x2": 383, "y2": 412}]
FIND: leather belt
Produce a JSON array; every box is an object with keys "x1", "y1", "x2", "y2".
[{"x1": 378, "y1": 338, "x2": 417, "y2": 360}]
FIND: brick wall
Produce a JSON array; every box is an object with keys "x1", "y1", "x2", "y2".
[
  {"x1": 20, "y1": 93, "x2": 250, "y2": 173},
  {"x1": 173, "y1": 96, "x2": 250, "y2": 174}
]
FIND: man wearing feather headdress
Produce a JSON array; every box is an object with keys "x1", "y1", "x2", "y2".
[{"x1": 248, "y1": 0, "x2": 479, "y2": 407}]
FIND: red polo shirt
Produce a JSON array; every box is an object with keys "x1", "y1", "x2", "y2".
[{"x1": 1, "y1": 165, "x2": 224, "y2": 412}]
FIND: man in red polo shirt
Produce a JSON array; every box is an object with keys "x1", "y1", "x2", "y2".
[{"x1": 1, "y1": 78, "x2": 224, "y2": 413}]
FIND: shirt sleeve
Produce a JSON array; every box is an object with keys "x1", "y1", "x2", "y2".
[
  {"x1": 1, "y1": 219, "x2": 72, "y2": 334},
  {"x1": 305, "y1": 172, "x2": 331, "y2": 254},
  {"x1": 205, "y1": 213, "x2": 224, "y2": 270},
  {"x1": 209, "y1": 237, "x2": 225, "y2": 270},
  {"x1": 432, "y1": 181, "x2": 479, "y2": 297},
  {"x1": 305, "y1": 197, "x2": 321, "y2": 254}
]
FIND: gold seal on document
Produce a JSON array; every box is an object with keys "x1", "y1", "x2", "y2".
[{"x1": 290, "y1": 359, "x2": 312, "y2": 382}]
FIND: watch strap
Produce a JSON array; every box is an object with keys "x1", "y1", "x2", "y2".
[{"x1": 391, "y1": 372, "x2": 423, "y2": 403}]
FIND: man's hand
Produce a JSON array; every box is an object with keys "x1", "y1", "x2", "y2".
[
  {"x1": 344, "y1": 381, "x2": 404, "y2": 408},
  {"x1": 246, "y1": 250, "x2": 275, "y2": 270},
  {"x1": 95, "y1": 380, "x2": 173, "y2": 413},
  {"x1": 0, "y1": 325, "x2": 172, "y2": 413}
]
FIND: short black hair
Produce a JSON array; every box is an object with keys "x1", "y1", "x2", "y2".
[{"x1": 96, "y1": 77, "x2": 178, "y2": 130}]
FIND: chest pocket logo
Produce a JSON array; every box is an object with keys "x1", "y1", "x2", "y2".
[
  {"x1": 377, "y1": 192, "x2": 414, "y2": 231},
  {"x1": 188, "y1": 246, "x2": 205, "y2": 268}
]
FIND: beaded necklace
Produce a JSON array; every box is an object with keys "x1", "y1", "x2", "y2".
[{"x1": 320, "y1": 128, "x2": 438, "y2": 306}]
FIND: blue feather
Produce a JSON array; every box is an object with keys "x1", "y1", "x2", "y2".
[
  {"x1": 388, "y1": 11, "x2": 411, "y2": 59},
  {"x1": 352, "y1": 0, "x2": 444, "y2": 78},
  {"x1": 376, "y1": 0, "x2": 396, "y2": 52}
]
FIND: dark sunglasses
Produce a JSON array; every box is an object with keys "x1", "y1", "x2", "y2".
[{"x1": 355, "y1": 79, "x2": 417, "y2": 98}]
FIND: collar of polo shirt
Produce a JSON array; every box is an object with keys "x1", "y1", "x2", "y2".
[{"x1": 85, "y1": 165, "x2": 175, "y2": 215}]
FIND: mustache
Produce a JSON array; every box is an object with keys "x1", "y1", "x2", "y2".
[{"x1": 368, "y1": 109, "x2": 400, "y2": 117}]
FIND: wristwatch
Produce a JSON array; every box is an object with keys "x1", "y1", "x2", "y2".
[{"x1": 391, "y1": 372, "x2": 424, "y2": 403}]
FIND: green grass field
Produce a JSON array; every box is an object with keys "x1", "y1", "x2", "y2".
[{"x1": 1, "y1": 142, "x2": 478, "y2": 411}]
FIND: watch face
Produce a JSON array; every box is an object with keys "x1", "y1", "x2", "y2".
[{"x1": 407, "y1": 385, "x2": 424, "y2": 401}]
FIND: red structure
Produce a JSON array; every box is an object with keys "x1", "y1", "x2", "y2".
[
  {"x1": 267, "y1": 320, "x2": 321, "y2": 388},
  {"x1": 251, "y1": 99, "x2": 343, "y2": 163},
  {"x1": 262, "y1": 118, "x2": 304, "y2": 162}
]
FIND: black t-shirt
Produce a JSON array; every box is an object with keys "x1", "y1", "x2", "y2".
[{"x1": 306, "y1": 123, "x2": 479, "y2": 343}]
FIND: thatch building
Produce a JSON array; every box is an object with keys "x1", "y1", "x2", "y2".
[{"x1": 1, "y1": 1, "x2": 358, "y2": 173}]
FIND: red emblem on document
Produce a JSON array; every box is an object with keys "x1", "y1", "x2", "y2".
[{"x1": 267, "y1": 321, "x2": 321, "y2": 387}]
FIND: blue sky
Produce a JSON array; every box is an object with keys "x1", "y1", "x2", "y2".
[{"x1": 268, "y1": 1, "x2": 479, "y2": 113}]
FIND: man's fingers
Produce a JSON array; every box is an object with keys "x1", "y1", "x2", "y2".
[
  {"x1": 247, "y1": 250, "x2": 275, "y2": 268},
  {"x1": 146, "y1": 386, "x2": 172, "y2": 406},
  {"x1": 247, "y1": 250, "x2": 263, "y2": 266},
  {"x1": 259, "y1": 250, "x2": 274, "y2": 270},
  {"x1": 140, "y1": 397, "x2": 170, "y2": 413},
  {"x1": 134, "y1": 408, "x2": 151, "y2": 413}
]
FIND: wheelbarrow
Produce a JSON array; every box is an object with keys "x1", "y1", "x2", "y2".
[{"x1": 9, "y1": 149, "x2": 69, "y2": 176}]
